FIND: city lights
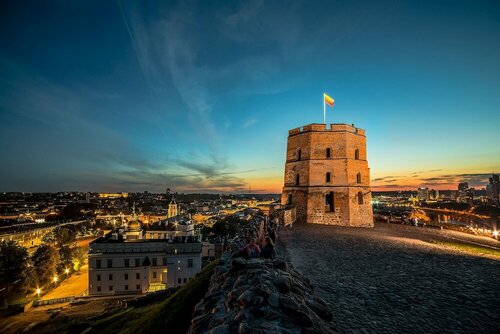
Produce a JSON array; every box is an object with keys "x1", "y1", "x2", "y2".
[{"x1": 0, "y1": 1, "x2": 498, "y2": 333}]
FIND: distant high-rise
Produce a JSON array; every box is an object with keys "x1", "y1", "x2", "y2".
[
  {"x1": 417, "y1": 187, "x2": 430, "y2": 201},
  {"x1": 458, "y1": 182, "x2": 469, "y2": 192},
  {"x1": 281, "y1": 123, "x2": 373, "y2": 227},
  {"x1": 457, "y1": 182, "x2": 473, "y2": 203},
  {"x1": 486, "y1": 174, "x2": 500, "y2": 205},
  {"x1": 429, "y1": 189, "x2": 439, "y2": 201}
]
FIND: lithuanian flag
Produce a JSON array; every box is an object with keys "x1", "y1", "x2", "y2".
[{"x1": 324, "y1": 93, "x2": 335, "y2": 107}]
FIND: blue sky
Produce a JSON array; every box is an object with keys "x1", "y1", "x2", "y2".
[{"x1": 0, "y1": 0, "x2": 499, "y2": 193}]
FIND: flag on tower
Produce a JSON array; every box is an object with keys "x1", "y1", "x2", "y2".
[{"x1": 324, "y1": 93, "x2": 335, "y2": 107}]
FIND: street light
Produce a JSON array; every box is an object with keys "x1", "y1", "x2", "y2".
[
  {"x1": 53, "y1": 275, "x2": 58, "y2": 284},
  {"x1": 65, "y1": 268, "x2": 69, "y2": 275},
  {"x1": 36, "y1": 287, "x2": 41, "y2": 298}
]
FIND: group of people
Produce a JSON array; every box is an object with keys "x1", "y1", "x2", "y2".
[{"x1": 238, "y1": 224, "x2": 278, "y2": 260}]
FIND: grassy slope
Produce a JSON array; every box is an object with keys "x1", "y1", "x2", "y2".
[
  {"x1": 432, "y1": 241, "x2": 500, "y2": 257},
  {"x1": 91, "y1": 260, "x2": 218, "y2": 334}
]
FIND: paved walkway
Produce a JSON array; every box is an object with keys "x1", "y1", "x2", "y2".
[
  {"x1": 279, "y1": 223, "x2": 500, "y2": 334},
  {"x1": 40, "y1": 265, "x2": 88, "y2": 300}
]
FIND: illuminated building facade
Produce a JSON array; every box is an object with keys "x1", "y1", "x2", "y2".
[{"x1": 88, "y1": 215, "x2": 201, "y2": 296}]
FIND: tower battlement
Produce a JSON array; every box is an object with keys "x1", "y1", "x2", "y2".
[
  {"x1": 281, "y1": 123, "x2": 373, "y2": 227},
  {"x1": 288, "y1": 123, "x2": 366, "y2": 136}
]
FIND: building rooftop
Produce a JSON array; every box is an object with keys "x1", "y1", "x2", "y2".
[
  {"x1": 288, "y1": 123, "x2": 366, "y2": 136},
  {"x1": 91, "y1": 230, "x2": 199, "y2": 244}
]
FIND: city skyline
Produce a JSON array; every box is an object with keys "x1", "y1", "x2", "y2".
[{"x1": 1, "y1": 0, "x2": 499, "y2": 193}]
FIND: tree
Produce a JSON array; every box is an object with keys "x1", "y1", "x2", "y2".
[
  {"x1": 72, "y1": 247, "x2": 86, "y2": 273},
  {"x1": 54, "y1": 226, "x2": 77, "y2": 246},
  {"x1": 58, "y1": 245, "x2": 73, "y2": 272},
  {"x1": 45, "y1": 214, "x2": 61, "y2": 223},
  {"x1": 61, "y1": 204, "x2": 83, "y2": 220},
  {"x1": 42, "y1": 231, "x2": 57, "y2": 244},
  {"x1": 0, "y1": 241, "x2": 32, "y2": 293},
  {"x1": 211, "y1": 217, "x2": 243, "y2": 238},
  {"x1": 32, "y1": 245, "x2": 60, "y2": 285}
]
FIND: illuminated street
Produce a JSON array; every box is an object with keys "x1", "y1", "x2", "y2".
[{"x1": 40, "y1": 265, "x2": 88, "y2": 300}]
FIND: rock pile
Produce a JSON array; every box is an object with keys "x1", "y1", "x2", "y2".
[{"x1": 188, "y1": 215, "x2": 337, "y2": 334}]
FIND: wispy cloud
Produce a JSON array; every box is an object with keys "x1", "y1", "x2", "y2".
[
  {"x1": 372, "y1": 176, "x2": 400, "y2": 182},
  {"x1": 411, "y1": 169, "x2": 442, "y2": 175},
  {"x1": 372, "y1": 171, "x2": 494, "y2": 191},
  {"x1": 0, "y1": 60, "x2": 261, "y2": 193},
  {"x1": 243, "y1": 118, "x2": 259, "y2": 128}
]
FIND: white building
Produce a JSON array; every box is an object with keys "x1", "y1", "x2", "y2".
[
  {"x1": 88, "y1": 215, "x2": 201, "y2": 296},
  {"x1": 144, "y1": 216, "x2": 194, "y2": 240}
]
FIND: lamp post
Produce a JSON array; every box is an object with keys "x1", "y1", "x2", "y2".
[
  {"x1": 53, "y1": 275, "x2": 58, "y2": 286},
  {"x1": 36, "y1": 287, "x2": 41, "y2": 298},
  {"x1": 65, "y1": 268, "x2": 69, "y2": 277}
]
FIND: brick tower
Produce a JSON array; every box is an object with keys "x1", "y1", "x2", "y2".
[{"x1": 281, "y1": 123, "x2": 373, "y2": 227}]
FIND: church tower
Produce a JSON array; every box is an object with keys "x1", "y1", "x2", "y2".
[
  {"x1": 281, "y1": 123, "x2": 373, "y2": 227},
  {"x1": 168, "y1": 197, "x2": 178, "y2": 218}
]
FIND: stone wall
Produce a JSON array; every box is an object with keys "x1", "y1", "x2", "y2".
[
  {"x1": 269, "y1": 206, "x2": 296, "y2": 228},
  {"x1": 188, "y1": 215, "x2": 337, "y2": 334}
]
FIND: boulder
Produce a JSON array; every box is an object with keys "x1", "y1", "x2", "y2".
[
  {"x1": 273, "y1": 276, "x2": 291, "y2": 293},
  {"x1": 279, "y1": 295, "x2": 299, "y2": 313},
  {"x1": 237, "y1": 290, "x2": 255, "y2": 309},
  {"x1": 231, "y1": 257, "x2": 247, "y2": 271},
  {"x1": 273, "y1": 259, "x2": 287, "y2": 270}
]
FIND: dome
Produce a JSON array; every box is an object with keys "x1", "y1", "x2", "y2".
[{"x1": 128, "y1": 219, "x2": 142, "y2": 231}]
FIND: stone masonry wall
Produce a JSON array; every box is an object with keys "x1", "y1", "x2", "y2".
[
  {"x1": 188, "y1": 214, "x2": 337, "y2": 334},
  {"x1": 282, "y1": 123, "x2": 373, "y2": 227}
]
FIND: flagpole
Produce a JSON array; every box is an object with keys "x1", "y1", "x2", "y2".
[{"x1": 323, "y1": 95, "x2": 326, "y2": 124}]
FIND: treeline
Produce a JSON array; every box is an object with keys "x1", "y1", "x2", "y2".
[
  {"x1": 420, "y1": 202, "x2": 500, "y2": 218},
  {"x1": 0, "y1": 241, "x2": 86, "y2": 298},
  {"x1": 420, "y1": 202, "x2": 470, "y2": 211},
  {"x1": 198, "y1": 216, "x2": 247, "y2": 239},
  {"x1": 46, "y1": 203, "x2": 97, "y2": 222},
  {"x1": 472, "y1": 205, "x2": 500, "y2": 218}
]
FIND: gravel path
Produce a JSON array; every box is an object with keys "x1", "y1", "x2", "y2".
[{"x1": 279, "y1": 223, "x2": 500, "y2": 334}]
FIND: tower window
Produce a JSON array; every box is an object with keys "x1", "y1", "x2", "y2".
[
  {"x1": 358, "y1": 191, "x2": 364, "y2": 204},
  {"x1": 298, "y1": 149, "x2": 302, "y2": 161},
  {"x1": 326, "y1": 172, "x2": 331, "y2": 183},
  {"x1": 355, "y1": 149, "x2": 359, "y2": 160},
  {"x1": 326, "y1": 148, "x2": 331, "y2": 158},
  {"x1": 296, "y1": 174, "x2": 300, "y2": 185},
  {"x1": 357, "y1": 173, "x2": 362, "y2": 184},
  {"x1": 325, "y1": 192, "x2": 334, "y2": 212},
  {"x1": 287, "y1": 194, "x2": 293, "y2": 205}
]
